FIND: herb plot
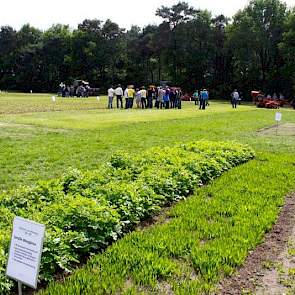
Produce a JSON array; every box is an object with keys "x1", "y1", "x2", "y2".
[{"x1": 0, "y1": 141, "x2": 254, "y2": 293}]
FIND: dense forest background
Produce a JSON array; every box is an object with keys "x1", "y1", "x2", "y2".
[{"x1": 0, "y1": 0, "x2": 295, "y2": 99}]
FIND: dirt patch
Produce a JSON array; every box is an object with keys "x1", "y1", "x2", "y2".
[
  {"x1": 256, "y1": 222, "x2": 295, "y2": 294},
  {"x1": 136, "y1": 206, "x2": 174, "y2": 231},
  {"x1": 218, "y1": 193, "x2": 295, "y2": 294},
  {"x1": 157, "y1": 281, "x2": 174, "y2": 295},
  {"x1": 258, "y1": 123, "x2": 295, "y2": 136}
]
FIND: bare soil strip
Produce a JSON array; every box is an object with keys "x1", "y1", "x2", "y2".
[
  {"x1": 256, "y1": 224, "x2": 295, "y2": 295},
  {"x1": 258, "y1": 123, "x2": 295, "y2": 136},
  {"x1": 218, "y1": 193, "x2": 295, "y2": 295}
]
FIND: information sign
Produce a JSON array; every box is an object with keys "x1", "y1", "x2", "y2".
[
  {"x1": 275, "y1": 112, "x2": 282, "y2": 122},
  {"x1": 6, "y1": 217, "x2": 45, "y2": 289}
]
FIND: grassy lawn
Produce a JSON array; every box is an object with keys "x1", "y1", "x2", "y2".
[
  {"x1": 1, "y1": 93, "x2": 295, "y2": 294},
  {"x1": 1, "y1": 93, "x2": 294, "y2": 191},
  {"x1": 0, "y1": 92, "x2": 103, "y2": 114}
]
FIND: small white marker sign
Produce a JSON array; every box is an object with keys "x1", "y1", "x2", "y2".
[
  {"x1": 275, "y1": 112, "x2": 282, "y2": 122},
  {"x1": 51, "y1": 96, "x2": 56, "y2": 102},
  {"x1": 96, "y1": 96, "x2": 100, "y2": 101},
  {"x1": 6, "y1": 217, "x2": 45, "y2": 289}
]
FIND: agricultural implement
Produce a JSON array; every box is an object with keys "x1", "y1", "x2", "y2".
[{"x1": 251, "y1": 91, "x2": 288, "y2": 109}]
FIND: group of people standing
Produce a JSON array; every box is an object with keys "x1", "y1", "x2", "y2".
[
  {"x1": 193, "y1": 89, "x2": 241, "y2": 110},
  {"x1": 266, "y1": 93, "x2": 285, "y2": 100},
  {"x1": 58, "y1": 82, "x2": 90, "y2": 98},
  {"x1": 192, "y1": 89, "x2": 210, "y2": 110},
  {"x1": 192, "y1": 88, "x2": 243, "y2": 109},
  {"x1": 107, "y1": 85, "x2": 183, "y2": 110}
]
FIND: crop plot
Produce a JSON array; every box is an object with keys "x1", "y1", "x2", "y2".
[{"x1": 0, "y1": 141, "x2": 254, "y2": 293}]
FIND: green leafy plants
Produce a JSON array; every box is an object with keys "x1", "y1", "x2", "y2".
[{"x1": 38, "y1": 153, "x2": 295, "y2": 295}]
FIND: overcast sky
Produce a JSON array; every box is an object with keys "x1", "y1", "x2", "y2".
[{"x1": 1, "y1": 0, "x2": 295, "y2": 31}]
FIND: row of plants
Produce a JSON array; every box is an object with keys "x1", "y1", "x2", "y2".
[
  {"x1": 38, "y1": 153, "x2": 295, "y2": 294},
  {"x1": 0, "y1": 141, "x2": 255, "y2": 293}
]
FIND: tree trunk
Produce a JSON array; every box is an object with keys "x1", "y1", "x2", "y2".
[
  {"x1": 260, "y1": 48, "x2": 267, "y2": 91},
  {"x1": 158, "y1": 55, "x2": 161, "y2": 82}
]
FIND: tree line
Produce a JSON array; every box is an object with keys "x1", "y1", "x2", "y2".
[{"x1": 0, "y1": 0, "x2": 294, "y2": 99}]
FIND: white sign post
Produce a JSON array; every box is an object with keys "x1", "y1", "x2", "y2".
[
  {"x1": 51, "y1": 95, "x2": 56, "y2": 102},
  {"x1": 6, "y1": 217, "x2": 45, "y2": 294},
  {"x1": 275, "y1": 112, "x2": 282, "y2": 136}
]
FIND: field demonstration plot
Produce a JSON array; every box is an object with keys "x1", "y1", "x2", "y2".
[{"x1": 0, "y1": 93, "x2": 295, "y2": 294}]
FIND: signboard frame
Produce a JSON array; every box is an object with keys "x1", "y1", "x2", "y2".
[
  {"x1": 6, "y1": 216, "x2": 45, "y2": 289},
  {"x1": 275, "y1": 112, "x2": 282, "y2": 122}
]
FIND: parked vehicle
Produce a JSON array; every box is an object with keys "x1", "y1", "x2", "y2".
[
  {"x1": 58, "y1": 80, "x2": 100, "y2": 97},
  {"x1": 251, "y1": 91, "x2": 288, "y2": 109}
]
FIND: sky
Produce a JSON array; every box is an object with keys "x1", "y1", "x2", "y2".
[{"x1": 1, "y1": 0, "x2": 295, "y2": 31}]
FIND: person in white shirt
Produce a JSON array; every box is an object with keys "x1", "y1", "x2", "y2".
[
  {"x1": 231, "y1": 89, "x2": 239, "y2": 109},
  {"x1": 107, "y1": 86, "x2": 115, "y2": 109},
  {"x1": 114, "y1": 84, "x2": 123, "y2": 108}
]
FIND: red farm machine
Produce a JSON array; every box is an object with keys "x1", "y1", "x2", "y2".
[{"x1": 251, "y1": 91, "x2": 288, "y2": 109}]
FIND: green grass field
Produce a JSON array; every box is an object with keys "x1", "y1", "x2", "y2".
[
  {"x1": 1, "y1": 92, "x2": 294, "y2": 191},
  {"x1": 1, "y1": 93, "x2": 295, "y2": 294}
]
